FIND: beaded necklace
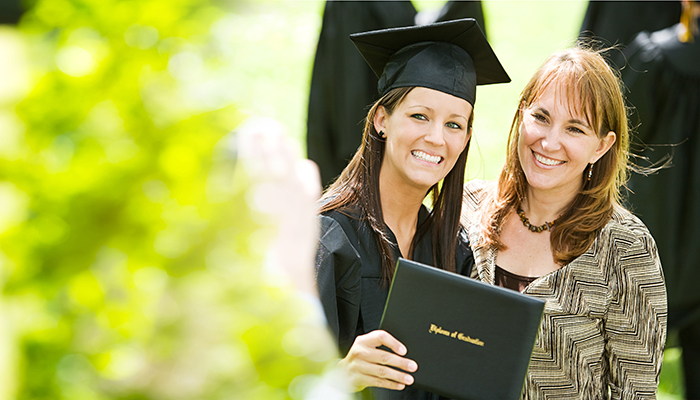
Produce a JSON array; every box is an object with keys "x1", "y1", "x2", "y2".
[{"x1": 517, "y1": 207, "x2": 556, "y2": 233}]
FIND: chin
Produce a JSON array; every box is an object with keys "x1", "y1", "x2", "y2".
[
  {"x1": 408, "y1": 177, "x2": 439, "y2": 192},
  {"x1": 524, "y1": 173, "x2": 557, "y2": 191}
]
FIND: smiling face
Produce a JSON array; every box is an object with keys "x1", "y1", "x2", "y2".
[
  {"x1": 518, "y1": 83, "x2": 616, "y2": 199},
  {"x1": 373, "y1": 87, "x2": 472, "y2": 193}
]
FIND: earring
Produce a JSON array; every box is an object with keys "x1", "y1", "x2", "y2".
[
  {"x1": 379, "y1": 130, "x2": 386, "y2": 138},
  {"x1": 587, "y1": 163, "x2": 594, "y2": 181}
]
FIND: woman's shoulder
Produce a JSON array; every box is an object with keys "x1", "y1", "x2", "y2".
[
  {"x1": 462, "y1": 180, "x2": 496, "y2": 223},
  {"x1": 317, "y1": 213, "x2": 363, "y2": 272},
  {"x1": 600, "y1": 205, "x2": 657, "y2": 251},
  {"x1": 464, "y1": 179, "x2": 495, "y2": 196},
  {"x1": 319, "y1": 198, "x2": 362, "y2": 223},
  {"x1": 463, "y1": 180, "x2": 495, "y2": 208},
  {"x1": 318, "y1": 199, "x2": 374, "y2": 252},
  {"x1": 461, "y1": 180, "x2": 497, "y2": 249},
  {"x1": 627, "y1": 24, "x2": 700, "y2": 77},
  {"x1": 319, "y1": 207, "x2": 363, "y2": 245}
]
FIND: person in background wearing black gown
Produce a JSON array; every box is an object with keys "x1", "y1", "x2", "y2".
[
  {"x1": 314, "y1": 19, "x2": 509, "y2": 399},
  {"x1": 620, "y1": 1, "x2": 700, "y2": 397},
  {"x1": 578, "y1": 1, "x2": 681, "y2": 53},
  {"x1": 306, "y1": 1, "x2": 486, "y2": 188}
]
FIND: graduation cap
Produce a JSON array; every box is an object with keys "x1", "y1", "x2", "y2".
[{"x1": 350, "y1": 18, "x2": 510, "y2": 106}]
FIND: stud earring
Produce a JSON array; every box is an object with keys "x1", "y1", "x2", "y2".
[{"x1": 379, "y1": 130, "x2": 386, "y2": 138}]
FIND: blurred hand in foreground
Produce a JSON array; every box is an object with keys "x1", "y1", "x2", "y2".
[{"x1": 236, "y1": 117, "x2": 322, "y2": 296}]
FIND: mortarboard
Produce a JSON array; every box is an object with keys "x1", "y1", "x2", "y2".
[{"x1": 350, "y1": 18, "x2": 510, "y2": 106}]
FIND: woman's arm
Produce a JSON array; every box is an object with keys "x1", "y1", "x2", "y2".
[
  {"x1": 605, "y1": 232, "x2": 668, "y2": 399},
  {"x1": 316, "y1": 216, "x2": 420, "y2": 393}
]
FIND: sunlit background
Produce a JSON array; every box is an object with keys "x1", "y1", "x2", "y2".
[{"x1": 0, "y1": 0, "x2": 684, "y2": 399}]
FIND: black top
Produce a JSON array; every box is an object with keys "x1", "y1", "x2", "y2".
[
  {"x1": 315, "y1": 205, "x2": 474, "y2": 400},
  {"x1": 621, "y1": 22, "x2": 700, "y2": 329},
  {"x1": 494, "y1": 265, "x2": 537, "y2": 293}
]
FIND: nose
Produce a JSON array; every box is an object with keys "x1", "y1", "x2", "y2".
[
  {"x1": 423, "y1": 122, "x2": 446, "y2": 146},
  {"x1": 541, "y1": 126, "x2": 562, "y2": 152}
]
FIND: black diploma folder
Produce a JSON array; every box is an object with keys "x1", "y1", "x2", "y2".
[{"x1": 379, "y1": 258, "x2": 545, "y2": 400}]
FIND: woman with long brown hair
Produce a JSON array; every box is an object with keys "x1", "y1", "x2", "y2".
[
  {"x1": 314, "y1": 19, "x2": 509, "y2": 399},
  {"x1": 462, "y1": 45, "x2": 667, "y2": 398}
]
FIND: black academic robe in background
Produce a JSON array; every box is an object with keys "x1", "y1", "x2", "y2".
[
  {"x1": 578, "y1": 1, "x2": 681, "y2": 51},
  {"x1": 306, "y1": 1, "x2": 486, "y2": 187},
  {"x1": 620, "y1": 22, "x2": 700, "y2": 398},
  {"x1": 0, "y1": 0, "x2": 24, "y2": 24},
  {"x1": 316, "y1": 205, "x2": 474, "y2": 400}
]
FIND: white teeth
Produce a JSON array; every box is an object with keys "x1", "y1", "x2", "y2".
[
  {"x1": 412, "y1": 150, "x2": 442, "y2": 164},
  {"x1": 534, "y1": 152, "x2": 564, "y2": 166}
]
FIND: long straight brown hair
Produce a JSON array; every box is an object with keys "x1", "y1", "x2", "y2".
[
  {"x1": 480, "y1": 45, "x2": 629, "y2": 265},
  {"x1": 319, "y1": 86, "x2": 472, "y2": 283}
]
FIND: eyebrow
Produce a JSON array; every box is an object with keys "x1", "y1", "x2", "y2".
[
  {"x1": 536, "y1": 107, "x2": 590, "y2": 128},
  {"x1": 450, "y1": 113, "x2": 468, "y2": 122}
]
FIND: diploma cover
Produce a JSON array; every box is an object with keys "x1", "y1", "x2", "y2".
[{"x1": 379, "y1": 258, "x2": 545, "y2": 400}]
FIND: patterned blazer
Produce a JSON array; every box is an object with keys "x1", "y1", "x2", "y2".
[{"x1": 462, "y1": 181, "x2": 668, "y2": 400}]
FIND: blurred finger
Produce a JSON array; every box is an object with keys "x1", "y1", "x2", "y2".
[
  {"x1": 236, "y1": 117, "x2": 298, "y2": 181},
  {"x1": 295, "y1": 159, "x2": 321, "y2": 201}
]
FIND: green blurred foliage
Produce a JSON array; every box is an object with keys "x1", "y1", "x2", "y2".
[
  {"x1": 0, "y1": 0, "x2": 336, "y2": 399},
  {"x1": 658, "y1": 347, "x2": 685, "y2": 400},
  {"x1": 0, "y1": 0, "x2": 684, "y2": 398}
]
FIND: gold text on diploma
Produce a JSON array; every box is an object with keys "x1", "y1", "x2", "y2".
[
  {"x1": 428, "y1": 324, "x2": 484, "y2": 347},
  {"x1": 428, "y1": 324, "x2": 451, "y2": 336}
]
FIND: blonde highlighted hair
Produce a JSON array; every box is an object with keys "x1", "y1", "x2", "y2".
[{"x1": 481, "y1": 45, "x2": 630, "y2": 265}]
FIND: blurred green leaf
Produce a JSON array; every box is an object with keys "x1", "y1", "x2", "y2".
[{"x1": 0, "y1": 1, "x2": 336, "y2": 399}]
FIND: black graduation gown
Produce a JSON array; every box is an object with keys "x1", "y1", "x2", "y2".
[
  {"x1": 578, "y1": 1, "x2": 681, "y2": 50},
  {"x1": 0, "y1": 0, "x2": 24, "y2": 24},
  {"x1": 620, "y1": 21, "x2": 700, "y2": 398},
  {"x1": 306, "y1": 1, "x2": 486, "y2": 187},
  {"x1": 315, "y1": 205, "x2": 474, "y2": 400},
  {"x1": 621, "y1": 23, "x2": 700, "y2": 328}
]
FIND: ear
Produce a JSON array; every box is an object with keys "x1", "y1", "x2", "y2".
[
  {"x1": 591, "y1": 130, "x2": 616, "y2": 163},
  {"x1": 373, "y1": 105, "x2": 387, "y2": 134}
]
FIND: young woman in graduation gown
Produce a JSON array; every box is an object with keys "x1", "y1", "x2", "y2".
[{"x1": 314, "y1": 19, "x2": 510, "y2": 399}]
